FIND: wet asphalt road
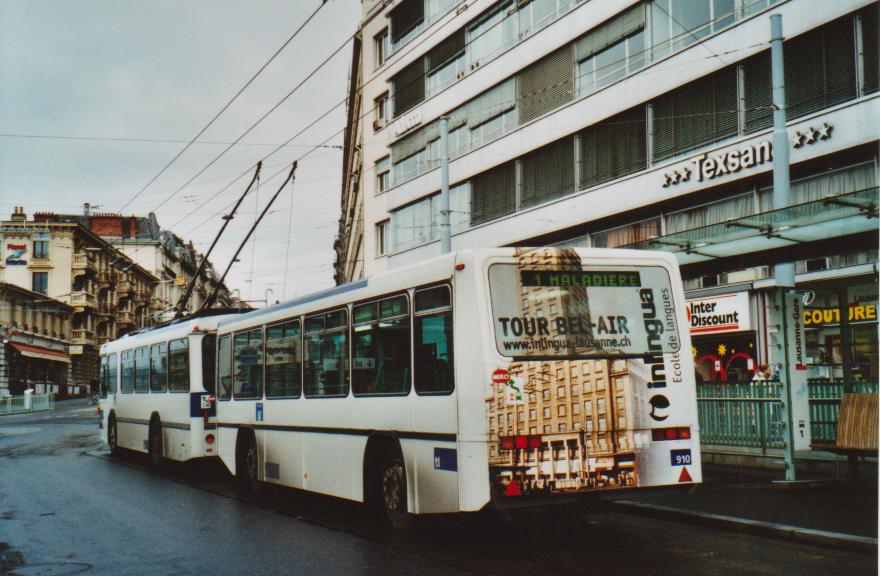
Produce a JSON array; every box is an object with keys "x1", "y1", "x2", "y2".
[{"x1": 0, "y1": 400, "x2": 875, "y2": 576}]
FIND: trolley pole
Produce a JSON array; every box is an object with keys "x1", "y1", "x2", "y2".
[
  {"x1": 439, "y1": 116, "x2": 451, "y2": 254},
  {"x1": 770, "y1": 13, "x2": 797, "y2": 482}
]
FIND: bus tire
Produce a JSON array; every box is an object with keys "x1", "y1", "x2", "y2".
[
  {"x1": 236, "y1": 430, "x2": 260, "y2": 494},
  {"x1": 148, "y1": 416, "x2": 164, "y2": 468},
  {"x1": 380, "y1": 449, "x2": 413, "y2": 531},
  {"x1": 108, "y1": 413, "x2": 119, "y2": 456}
]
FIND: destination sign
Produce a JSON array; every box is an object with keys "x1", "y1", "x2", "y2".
[{"x1": 520, "y1": 270, "x2": 641, "y2": 288}]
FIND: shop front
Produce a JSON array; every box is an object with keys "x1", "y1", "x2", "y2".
[
  {"x1": 801, "y1": 278, "x2": 879, "y2": 390},
  {"x1": 4, "y1": 340, "x2": 69, "y2": 396},
  {"x1": 687, "y1": 291, "x2": 759, "y2": 384}
]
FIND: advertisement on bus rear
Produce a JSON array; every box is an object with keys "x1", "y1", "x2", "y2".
[{"x1": 484, "y1": 248, "x2": 699, "y2": 499}]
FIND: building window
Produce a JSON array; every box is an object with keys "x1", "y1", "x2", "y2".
[
  {"x1": 584, "y1": 399, "x2": 592, "y2": 415},
  {"x1": 578, "y1": 106, "x2": 647, "y2": 191},
  {"x1": 32, "y1": 272, "x2": 48, "y2": 295},
  {"x1": 558, "y1": 404, "x2": 566, "y2": 416},
  {"x1": 543, "y1": 406, "x2": 551, "y2": 418},
  {"x1": 33, "y1": 240, "x2": 49, "y2": 259},
  {"x1": 578, "y1": 31, "x2": 645, "y2": 96},
  {"x1": 426, "y1": 30, "x2": 465, "y2": 98},
  {"x1": 376, "y1": 220, "x2": 389, "y2": 256},
  {"x1": 592, "y1": 218, "x2": 660, "y2": 249},
  {"x1": 649, "y1": 0, "x2": 738, "y2": 60},
  {"x1": 597, "y1": 397, "x2": 606, "y2": 414},
  {"x1": 542, "y1": 389, "x2": 550, "y2": 400},
  {"x1": 556, "y1": 385, "x2": 565, "y2": 398},
  {"x1": 374, "y1": 93, "x2": 390, "y2": 130},
  {"x1": 389, "y1": 0, "x2": 425, "y2": 49},
  {"x1": 572, "y1": 402, "x2": 580, "y2": 415},
  {"x1": 543, "y1": 425, "x2": 551, "y2": 433},
  {"x1": 467, "y1": 2, "x2": 517, "y2": 69},
  {"x1": 651, "y1": 65, "x2": 738, "y2": 162},
  {"x1": 376, "y1": 156, "x2": 390, "y2": 193},
  {"x1": 529, "y1": 408, "x2": 537, "y2": 419},
  {"x1": 374, "y1": 29, "x2": 390, "y2": 68},
  {"x1": 391, "y1": 194, "x2": 434, "y2": 251}
]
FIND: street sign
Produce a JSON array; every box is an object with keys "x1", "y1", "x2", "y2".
[{"x1": 491, "y1": 369, "x2": 510, "y2": 384}]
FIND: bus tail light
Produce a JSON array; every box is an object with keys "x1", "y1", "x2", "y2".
[
  {"x1": 500, "y1": 434, "x2": 543, "y2": 450},
  {"x1": 651, "y1": 427, "x2": 691, "y2": 441},
  {"x1": 205, "y1": 434, "x2": 215, "y2": 445}
]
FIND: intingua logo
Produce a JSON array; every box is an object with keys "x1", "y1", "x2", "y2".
[{"x1": 640, "y1": 288, "x2": 670, "y2": 422}]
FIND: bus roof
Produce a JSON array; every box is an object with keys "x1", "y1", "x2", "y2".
[
  {"x1": 215, "y1": 247, "x2": 679, "y2": 334},
  {"x1": 100, "y1": 314, "x2": 236, "y2": 355}
]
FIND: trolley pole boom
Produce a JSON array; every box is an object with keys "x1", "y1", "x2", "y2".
[
  {"x1": 174, "y1": 162, "x2": 263, "y2": 318},
  {"x1": 200, "y1": 162, "x2": 298, "y2": 313}
]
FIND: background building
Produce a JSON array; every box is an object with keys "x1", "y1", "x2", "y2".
[
  {"x1": 42, "y1": 206, "x2": 232, "y2": 316},
  {"x1": 0, "y1": 206, "x2": 233, "y2": 394},
  {"x1": 0, "y1": 283, "x2": 72, "y2": 396},
  {"x1": 337, "y1": 0, "x2": 878, "y2": 399}
]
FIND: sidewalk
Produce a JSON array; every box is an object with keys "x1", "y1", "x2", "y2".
[{"x1": 613, "y1": 464, "x2": 878, "y2": 551}]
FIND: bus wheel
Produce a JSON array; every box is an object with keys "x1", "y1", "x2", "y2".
[
  {"x1": 381, "y1": 450, "x2": 413, "y2": 531},
  {"x1": 237, "y1": 431, "x2": 259, "y2": 493},
  {"x1": 148, "y1": 418, "x2": 164, "y2": 468},
  {"x1": 108, "y1": 414, "x2": 119, "y2": 456}
]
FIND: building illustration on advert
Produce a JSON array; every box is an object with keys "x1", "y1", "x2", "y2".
[{"x1": 485, "y1": 248, "x2": 638, "y2": 496}]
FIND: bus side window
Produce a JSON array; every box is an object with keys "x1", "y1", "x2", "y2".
[
  {"x1": 168, "y1": 338, "x2": 190, "y2": 393},
  {"x1": 99, "y1": 355, "x2": 109, "y2": 398},
  {"x1": 266, "y1": 321, "x2": 301, "y2": 398},
  {"x1": 120, "y1": 350, "x2": 134, "y2": 394},
  {"x1": 218, "y1": 335, "x2": 233, "y2": 401},
  {"x1": 202, "y1": 335, "x2": 216, "y2": 395},
  {"x1": 414, "y1": 286, "x2": 454, "y2": 394},
  {"x1": 108, "y1": 353, "x2": 118, "y2": 395},
  {"x1": 150, "y1": 342, "x2": 168, "y2": 393},
  {"x1": 134, "y1": 347, "x2": 150, "y2": 393},
  {"x1": 304, "y1": 309, "x2": 349, "y2": 397},
  {"x1": 352, "y1": 295, "x2": 411, "y2": 396},
  {"x1": 233, "y1": 329, "x2": 263, "y2": 399}
]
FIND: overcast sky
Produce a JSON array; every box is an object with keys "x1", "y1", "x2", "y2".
[{"x1": 0, "y1": 0, "x2": 361, "y2": 305}]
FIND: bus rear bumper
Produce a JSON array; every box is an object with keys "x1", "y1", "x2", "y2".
[{"x1": 485, "y1": 482, "x2": 698, "y2": 511}]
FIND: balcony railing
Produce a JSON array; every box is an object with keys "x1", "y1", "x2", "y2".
[
  {"x1": 70, "y1": 292, "x2": 96, "y2": 310},
  {"x1": 116, "y1": 280, "x2": 133, "y2": 294},
  {"x1": 71, "y1": 329, "x2": 95, "y2": 344},
  {"x1": 117, "y1": 311, "x2": 134, "y2": 325},
  {"x1": 72, "y1": 252, "x2": 96, "y2": 270}
]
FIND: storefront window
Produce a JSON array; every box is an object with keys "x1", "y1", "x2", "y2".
[{"x1": 803, "y1": 282, "x2": 878, "y2": 388}]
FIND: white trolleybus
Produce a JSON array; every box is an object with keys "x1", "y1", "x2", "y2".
[
  {"x1": 98, "y1": 314, "x2": 235, "y2": 466},
  {"x1": 214, "y1": 247, "x2": 701, "y2": 524}
]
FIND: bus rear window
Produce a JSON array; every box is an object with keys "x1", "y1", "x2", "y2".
[{"x1": 488, "y1": 259, "x2": 680, "y2": 358}]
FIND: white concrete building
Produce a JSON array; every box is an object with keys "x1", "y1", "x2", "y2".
[{"x1": 336, "y1": 0, "x2": 879, "y2": 416}]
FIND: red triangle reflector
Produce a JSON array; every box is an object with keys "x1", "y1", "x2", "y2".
[
  {"x1": 678, "y1": 467, "x2": 693, "y2": 483},
  {"x1": 505, "y1": 480, "x2": 522, "y2": 497}
]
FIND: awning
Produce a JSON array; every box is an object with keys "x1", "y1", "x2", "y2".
[
  {"x1": 623, "y1": 187, "x2": 879, "y2": 266},
  {"x1": 9, "y1": 343, "x2": 71, "y2": 364}
]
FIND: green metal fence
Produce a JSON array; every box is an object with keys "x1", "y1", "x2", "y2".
[
  {"x1": 698, "y1": 381, "x2": 879, "y2": 450},
  {"x1": 808, "y1": 379, "x2": 879, "y2": 444},
  {"x1": 0, "y1": 393, "x2": 54, "y2": 416},
  {"x1": 697, "y1": 383, "x2": 785, "y2": 452}
]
